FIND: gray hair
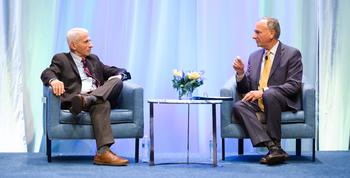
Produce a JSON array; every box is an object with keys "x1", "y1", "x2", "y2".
[
  {"x1": 66, "y1": 28, "x2": 88, "y2": 46},
  {"x1": 261, "y1": 17, "x2": 280, "y2": 39}
]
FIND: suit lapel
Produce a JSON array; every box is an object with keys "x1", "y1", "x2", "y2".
[
  {"x1": 85, "y1": 56, "x2": 99, "y2": 80},
  {"x1": 255, "y1": 49, "x2": 265, "y2": 84},
  {"x1": 269, "y1": 42, "x2": 283, "y2": 78},
  {"x1": 66, "y1": 53, "x2": 80, "y2": 77},
  {"x1": 66, "y1": 53, "x2": 99, "y2": 82}
]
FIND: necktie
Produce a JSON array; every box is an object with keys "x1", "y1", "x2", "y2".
[
  {"x1": 82, "y1": 59, "x2": 100, "y2": 87},
  {"x1": 258, "y1": 50, "x2": 272, "y2": 111}
]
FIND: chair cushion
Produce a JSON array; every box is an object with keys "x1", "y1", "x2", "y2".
[
  {"x1": 59, "y1": 109, "x2": 133, "y2": 125},
  {"x1": 281, "y1": 111, "x2": 305, "y2": 123},
  {"x1": 256, "y1": 111, "x2": 305, "y2": 124}
]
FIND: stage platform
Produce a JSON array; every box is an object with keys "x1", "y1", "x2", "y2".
[{"x1": 0, "y1": 151, "x2": 349, "y2": 178}]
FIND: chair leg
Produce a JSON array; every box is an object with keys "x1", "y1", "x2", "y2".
[
  {"x1": 222, "y1": 138, "x2": 225, "y2": 160},
  {"x1": 135, "y1": 138, "x2": 139, "y2": 163},
  {"x1": 296, "y1": 138, "x2": 301, "y2": 156},
  {"x1": 238, "y1": 139, "x2": 244, "y2": 155},
  {"x1": 312, "y1": 138, "x2": 316, "y2": 161},
  {"x1": 46, "y1": 135, "x2": 52, "y2": 162}
]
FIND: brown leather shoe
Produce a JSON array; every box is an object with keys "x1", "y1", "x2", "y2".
[
  {"x1": 94, "y1": 150, "x2": 129, "y2": 166},
  {"x1": 69, "y1": 94, "x2": 97, "y2": 115}
]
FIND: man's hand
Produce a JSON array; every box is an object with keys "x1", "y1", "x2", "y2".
[
  {"x1": 242, "y1": 90, "x2": 263, "y2": 102},
  {"x1": 50, "y1": 79, "x2": 65, "y2": 96},
  {"x1": 233, "y1": 56, "x2": 245, "y2": 76}
]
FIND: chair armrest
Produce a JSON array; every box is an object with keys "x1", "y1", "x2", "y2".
[
  {"x1": 220, "y1": 76, "x2": 237, "y2": 127},
  {"x1": 220, "y1": 75, "x2": 236, "y2": 97},
  {"x1": 43, "y1": 86, "x2": 61, "y2": 135},
  {"x1": 302, "y1": 83, "x2": 316, "y2": 128},
  {"x1": 118, "y1": 81, "x2": 144, "y2": 127}
]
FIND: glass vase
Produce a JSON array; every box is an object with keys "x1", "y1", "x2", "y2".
[{"x1": 178, "y1": 90, "x2": 193, "y2": 100}]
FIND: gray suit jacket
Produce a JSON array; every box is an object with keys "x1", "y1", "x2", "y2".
[
  {"x1": 41, "y1": 52, "x2": 126, "y2": 108},
  {"x1": 237, "y1": 42, "x2": 303, "y2": 110}
]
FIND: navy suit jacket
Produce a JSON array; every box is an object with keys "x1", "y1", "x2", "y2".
[
  {"x1": 41, "y1": 52, "x2": 126, "y2": 108},
  {"x1": 237, "y1": 42, "x2": 303, "y2": 110}
]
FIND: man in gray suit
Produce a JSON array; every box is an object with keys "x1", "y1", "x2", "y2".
[
  {"x1": 232, "y1": 17, "x2": 303, "y2": 165},
  {"x1": 41, "y1": 28, "x2": 131, "y2": 166}
]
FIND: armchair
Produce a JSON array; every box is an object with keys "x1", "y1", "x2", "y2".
[
  {"x1": 42, "y1": 81, "x2": 144, "y2": 162},
  {"x1": 220, "y1": 76, "x2": 315, "y2": 161}
]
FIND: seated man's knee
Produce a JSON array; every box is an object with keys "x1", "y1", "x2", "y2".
[
  {"x1": 233, "y1": 101, "x2": 246, "y2": 113},
  {"x1": 262, "y1": 89, "x2": 281, "y2": 103},
  {"x1": 116, "y1": 78, "x2": 123, "y2": 87},
  {"x1": 106, "y1": 77, "x2": 123, "y2": 87}
]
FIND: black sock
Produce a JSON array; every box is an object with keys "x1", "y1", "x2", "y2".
[
  {"x1": 265, "y1": 141, "x2": 279, "y2": 151},
  {"x1": 272, "y1": 139, "x2": 281, "y2": 149}
]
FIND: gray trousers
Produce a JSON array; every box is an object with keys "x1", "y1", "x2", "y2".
[
  {"x1": 88, "y1": 78, "x2": 123, "y2": 148},
  {"x1": 232, "y1": 89, "x2": 289, "y2": 147}
]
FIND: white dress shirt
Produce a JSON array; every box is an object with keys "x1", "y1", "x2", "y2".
[
  {"x1": 70, "y1": 52, "x2": 97, "y2": 93},
  {"x1": 236, "y1": 41, "x2": 280, "y2": 92}
]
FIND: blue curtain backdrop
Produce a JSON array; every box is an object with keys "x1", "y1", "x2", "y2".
[{"x1": 0, "y1": 0, "x2": 348, "y2": 155}]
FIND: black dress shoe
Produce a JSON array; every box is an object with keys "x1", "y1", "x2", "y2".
[
  {"x1": 280, "y1": 148, "x2": 288, "y2": 161},
  {"x1": 260, "y1": 150, "x2": 288, "y2": 164},
  {"x1": 272, "y1": 140, "x2": 288, "y2": 160},
  {"x1": 260, "y1": 151, "x2": 270, "y2": 164},
  {"x1": 69, "y1": 94, "x2": 97, "y2": 116},
  {"x1": 265, "y1": 149, "x2": 285, "y2": 165}
]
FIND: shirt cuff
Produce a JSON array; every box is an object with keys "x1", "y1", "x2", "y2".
[
  {"x1": 236, "y1": 74, "x2": 244, "y2": 82},
  {"x1": 108, "y1": 75, "x2": 122, "y2": 81},
  {"x1": 48, "y1": 78, "x2": 57, "y2": 84}
]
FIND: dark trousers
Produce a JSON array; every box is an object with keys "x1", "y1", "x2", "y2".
[
  {"x1": 232, "y1": 89, "x2": 289, "y2": 147},
  {"x1": 89, "y1": 78, "x2": 123, "y2": 148},
  {"x1": 90, "y1": 77, "x2": 123, "y2": 109},
  {"x1": 83, "y1": 78, "x2": 123, "y2": 148}
]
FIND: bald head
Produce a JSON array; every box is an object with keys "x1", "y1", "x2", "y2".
[
  {"x1": 66, "y1": 28, "x2": 93, "y2": 57},
  {"x1": 66, "y1": 28, "x2": 89, "y2": 51}
]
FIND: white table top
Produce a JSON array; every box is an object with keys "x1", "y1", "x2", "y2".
[{"x1": 147, "y1": 99, "x2": 222, "y2": 104}]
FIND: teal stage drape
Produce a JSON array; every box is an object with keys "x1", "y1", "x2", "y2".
[{"x1": 0, "y1": 0, "x2": 348, "y2": 154}]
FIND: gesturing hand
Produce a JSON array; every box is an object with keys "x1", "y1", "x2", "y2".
[
  {"x1": 242, "y1": 90, "x2": 263, "y2": 102},
  {"x1": 50, "y1": 79, "x2": 65, "y2": 96},
  {"x1": 232, "y1": 56, "x2": 245, "y2": 75}
]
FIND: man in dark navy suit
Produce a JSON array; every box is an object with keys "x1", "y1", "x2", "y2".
[
  {"x1": 41, "y1": 28, "x2": 130, "y2": 166},
  {"x1": 232, "y1": 17, "x2": 303, "y2": 165}
]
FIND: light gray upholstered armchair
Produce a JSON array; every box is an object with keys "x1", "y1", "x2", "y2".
[
  {"x1": 220, "y1": 76, "x2": 315, "y2": 161},
  {"x1": 42, "y1": 81, "x2": 144, "y2": 162}
]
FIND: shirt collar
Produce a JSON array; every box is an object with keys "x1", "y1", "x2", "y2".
[
  {"x1": 70, "y1": 52, "x2": 84, "y2": 62},
  {"x1": 266, "y1": 41, "x2": 279, "y2": 55}
]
